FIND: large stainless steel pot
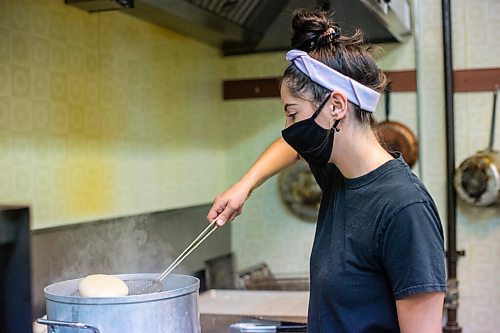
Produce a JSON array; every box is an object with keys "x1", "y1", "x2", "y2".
[{"x1": 38, "y1": 273, "x2": 200, "y2": 333}]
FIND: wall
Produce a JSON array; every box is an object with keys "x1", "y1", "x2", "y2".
[
  {"x1": 222, "y1": 1, "x2": 499, "y2": 332},
  {"x1": 0, "y1": 0, "x2": 226, "y2": 229}
]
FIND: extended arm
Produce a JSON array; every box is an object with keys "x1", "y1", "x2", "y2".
[{"x1": 208, "y1": 137, "x2": 299, "y2": 225}]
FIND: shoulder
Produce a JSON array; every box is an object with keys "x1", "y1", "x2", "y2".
[
  {"x1": 376, "y1": 158, "x2": 436, "y2": 210},
  {"x1": 370, "y1": 160, "x2": 443, "y2": 244}
]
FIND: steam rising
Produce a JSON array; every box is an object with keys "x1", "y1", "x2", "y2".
[{"x1": 50, "y1": 216, "x2": 178, "y2": 283}]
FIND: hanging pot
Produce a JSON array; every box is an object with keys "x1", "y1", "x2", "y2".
[
  {"x1": 454, "y1": 151, "x2": 499, "y2": 206},
  {"x1": 278, "y1": 160, "x2": 322, "y2": 222},
  {"x1": 376, "y1": 85, "x2": 419, "y2": 168},
  {"x1": 454, "y1": 89, "x2": 499, "y2": 206}
]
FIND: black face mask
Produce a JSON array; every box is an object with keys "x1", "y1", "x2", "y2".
[{"x1": 281, "y1": 95, "x2": 340, "y2": 166}]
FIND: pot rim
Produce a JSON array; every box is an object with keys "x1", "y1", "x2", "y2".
[{"x1": 44, "y1": 273, "x2": 199, "y2": 305}]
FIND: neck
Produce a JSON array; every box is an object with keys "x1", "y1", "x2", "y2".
[{"x1": 331, "y1": 125, "x2": 393, "y2": 179}]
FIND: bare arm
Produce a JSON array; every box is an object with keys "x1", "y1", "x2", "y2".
[
  {"x1": 396, "y1": 292, "x2": 444, "y2": 333},
  {"x1": 208, "y1": 137, "x2": 299, "y2": 225}
]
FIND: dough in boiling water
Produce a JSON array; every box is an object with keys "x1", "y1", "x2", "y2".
[{"x1": 79, "y1": 274, "x2": 129, "y2": 297}]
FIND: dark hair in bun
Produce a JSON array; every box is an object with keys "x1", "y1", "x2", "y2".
[
  {"x1": 283, "y1": 8, "x2": 388, "y2": 127},
  {"x1": 291, "y1": 9, "x2": 341, "y2": 52}
]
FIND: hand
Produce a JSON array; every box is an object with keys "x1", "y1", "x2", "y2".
[{"x1": 207, "y1": 181, "x2": 252, "y2": 226}]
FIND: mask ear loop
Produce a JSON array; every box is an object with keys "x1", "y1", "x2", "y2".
[
  {"x1": 301, "y1": 95, "x2": 339, "y2": 154},
  {"x1": 311, "y1": 94, "x2": 332, "y2": 120},
  {"x1": 312, "y1": 94, "x2": 341, "y2": 132},
  {"x1": 332, "y1": 119, "x2": 341, "y2": 132}
]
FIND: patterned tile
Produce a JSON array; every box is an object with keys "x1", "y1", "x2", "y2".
[
  {"x1": 0, "y1": 62, "x2": 11, "y2": 97},
  {"x1": 0, "y1": 1, "x2": 8, "y2": 29},
  {"x1": 9, "y1": 0, "x2": 31, "y2": 33},
  {"x1": 31, "y1": 100, "x2": 50, "y2": 131},
  {"x1": 31, "y1": 69, "x2": 50, "y2": 100},
  {"x1": 0, "y1": 29, "x2": 9, "y2": 61},
  {"x1": 30, "y1": 2, "x2": 49, "y2": 37},
  {"x1": 9, "y1": 30, "x2": 30, "y2": 65},
  {"x1": 50, "y1": 71, "x2": 67, "y2": 102},
  {"x1": 0, "y1": 97, "x2": 10, "y2": 132},
  {"x1": 11, "y1": 64, "x2": 30, "y2": 97},
  {"x1": 48, "y1": 9, "x2": 66, "y2": 42},
  {"x1": 49, "y1": 39, "x2": 66, "y2": 71},
  {"x1": 9, "y1": 97, "x2": 32, "y2": 132},
  {"x1": 49, "y1": 101, "x2": 69, "y2": 134},
  {"x1": 65, "y1": 45, "x2": 85, "y2": 74},
  {"x1": 30, "y1": 36, "x2": 50, "y2": 68}
]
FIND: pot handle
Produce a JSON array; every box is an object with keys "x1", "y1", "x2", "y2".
[{"x1": 37, "y1": 318, "x2": 101, "y2": 333}]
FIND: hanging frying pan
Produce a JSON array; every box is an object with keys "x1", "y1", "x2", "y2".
[
  {"x1": 454, "y1": 88, "x2": 500, "y2": 206},
  {"x1": 376, "y1": 84, "x2": 419, "y2": 168}
]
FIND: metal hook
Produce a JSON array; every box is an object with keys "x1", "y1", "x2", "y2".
[{"x1": 488, "y1": 86, "x2": 498, "y2": 151}]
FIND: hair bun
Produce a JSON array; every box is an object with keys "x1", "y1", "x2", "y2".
[
  {"x1": 290, "y1": 9, "x2": 340, "y2": 52},
  {"x1": 317, "y1": 25, "x2": 341, "y2": 47}
]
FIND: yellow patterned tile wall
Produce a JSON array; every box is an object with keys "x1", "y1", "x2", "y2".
[{"x1": 0, "y1": 0, "x2": 226, "y2": 229}]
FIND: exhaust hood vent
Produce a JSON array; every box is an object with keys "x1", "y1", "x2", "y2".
[
  {"x1": 66, "y1": 0, "x2": 412, "y2": 55},
  {"x1": 188, "y1": 0, "x2": 263, "y2": 26}
]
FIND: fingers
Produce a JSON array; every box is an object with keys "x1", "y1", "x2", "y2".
[
  {"x1": 217, "y1": 205, "x2": 238, "y2": 225},
  {"x1": 216, "y1": 210, "x2": 231, "y2": 226},
  {"x1": 207, "y1": 199, "x2": 227, "y2": 221},
  {"x1": 227, "y1": 212, "x2": 237, "y2": 222},
  {"x1": 208, "y1": 185, "x2": 249, "y2": 226},
  {"x1": 215, "y1": 205, "x2": 242, "y2": 226},
  {"x1": 227, "y1": 209, "x2": 242, "y2": 222}
]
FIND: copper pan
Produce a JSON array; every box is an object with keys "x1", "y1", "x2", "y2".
[{"x1": 376, "y1": 86, "x2": 419, "y2": 168}]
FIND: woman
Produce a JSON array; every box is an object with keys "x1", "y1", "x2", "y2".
[{"x1": 208, "y1": 9, "x2": 446, "y2": 333}]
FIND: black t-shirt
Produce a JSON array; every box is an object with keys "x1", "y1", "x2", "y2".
[{"x1": 307, "y1": 155, "x2": 447, "y2": 333}]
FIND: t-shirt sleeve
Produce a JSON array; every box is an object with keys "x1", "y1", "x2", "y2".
[{"x1": 380, "y1": 201, "x2": 447, "y2": 300}]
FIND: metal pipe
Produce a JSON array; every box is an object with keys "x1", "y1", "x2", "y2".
[
  {"x1": 413, "y1": 0, "x2": 424, "y2": 181},
  {"x1": 441, "y1": 0, "x2": 462, "y2": 331}
]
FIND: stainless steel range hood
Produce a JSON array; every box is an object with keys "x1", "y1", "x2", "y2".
[{"x1": 66, "y1": 0, "x2": 412, "y2": 55}]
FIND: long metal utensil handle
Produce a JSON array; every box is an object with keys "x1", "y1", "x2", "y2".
[
  {"x1": 159, "y1": 225, "x2": 218, "y2": 281},
  {"x1": 157, "y1": 220, "x2": 218, "y2": 282},
  {"x1": 162, "y1": 220, "x2": 218, "y2": 276}
]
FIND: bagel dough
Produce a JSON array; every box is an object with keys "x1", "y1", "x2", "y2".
[{"x1": 79, "y1": 274, "x2": 129, "y2": 297}]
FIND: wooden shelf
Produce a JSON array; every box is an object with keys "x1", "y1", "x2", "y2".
[{"x1": 223, "y1": 68, "x2": 500, "y2": 100}]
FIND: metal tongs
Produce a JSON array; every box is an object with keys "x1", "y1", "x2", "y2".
[{"x1": 129, "y1": 220, "x2": 219, "y2": 295}]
